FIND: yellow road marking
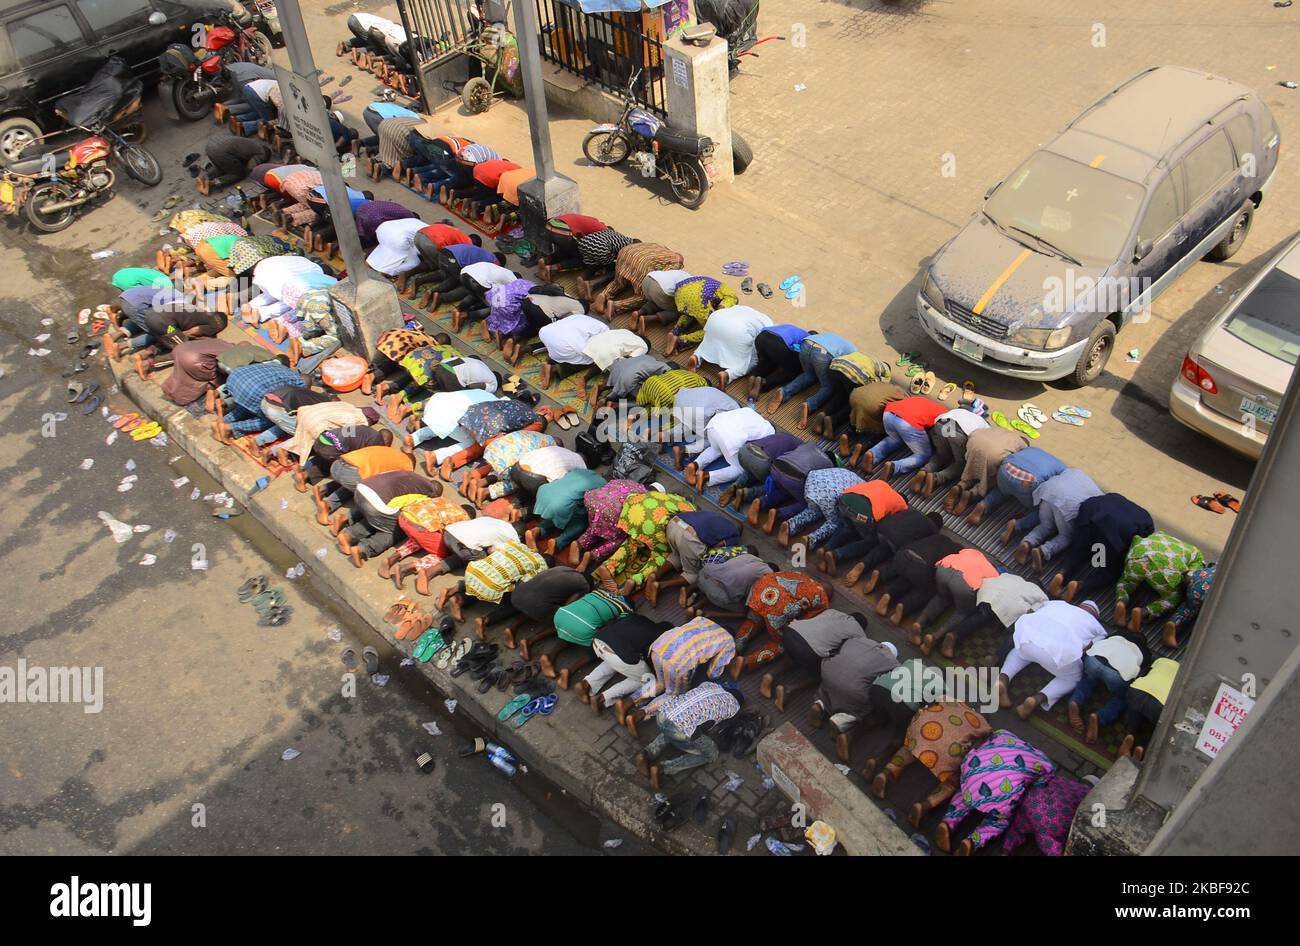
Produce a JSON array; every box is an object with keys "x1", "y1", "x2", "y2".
[{"x1": 973, "y1": 248, "x2": 1032, "y2": 315}]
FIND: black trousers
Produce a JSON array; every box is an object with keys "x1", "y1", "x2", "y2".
[{"x1": 753, "y1": 333, "x2": 803, "y2": 392}]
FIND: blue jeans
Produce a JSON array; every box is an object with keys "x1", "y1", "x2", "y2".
[
  {"x1": 236, "y1": 87, "x2": 276, "y2": 134},
  {"x1": 779, "y1": 345, "x2": 835, "y2": 408},
  {"x1": 868, "y1": 412, "x2": 933, "y2": 475},
  {"x1": 253, "y1": 399, "x2": 297, "y2": 446},
  {"x1": 1068, "y1": 655, "x2": 1130, "y2": 726},
  {"x1": 646, "y1": 717, "x2": 719, "y2": 776}
]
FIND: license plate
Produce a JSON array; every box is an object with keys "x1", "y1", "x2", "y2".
[
  {"x1": 953, "y1": 335, "x2": 984, "y2": 361},
  {"x1": 1240, "y1": 396, "x2": 1277, "y2": 425},
  {"x1": 703, "y1": 160, "x2": 717, "y2": 180}
]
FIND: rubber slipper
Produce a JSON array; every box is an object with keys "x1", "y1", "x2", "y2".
[
  {"x1": 536, "y1": 693, "x2": 558, "y2": 715},
  {"x1": 131, "y1": 423, "x2": 163, "y2": 441},
  {"x1": 1052, "y1": 411, "x2": 1084, "y2": 426},
  {"x1": 1009, "y1": 418, "x2": 1040, "y2": 439},
  {"x1": 384, "y1": 597, "x2": 416, "y2": 623},
  {"x1": 362, "y1": 646, "x2": 379, "y2": 674},
  {"x1": 511, "y1": 697, "x2": 543, "y2": 728},
  {"x1": 113, "y1": 412, "x2": 142, "y2": 430},
  {"x1": 990, "y1": 410, "x2": 1012, "y2": 430},
  {"x1": 498, "y1": 693, "x2": 531, "y2": 721},
  {"x1": 906, "y1": 363, "x2": 927, "y2": 377},
  {"x1": 258, "y1": 607, "x2": 291, "y2": 627},
  {"x1": 1021, "y1": 403, "x2": 1048, "y2": 422},
  {"x1": 1016, "y1": 406, "x2": 1043, "y2": 429},
  {"x1": 78, "y1": 344, "x2": 99, "y2": 359},
  {"x1": 920, "y1": 371, "x2": 936, "y2": 394},
  {"x1": 779, "y1": 275, "x2": 801, "y2": 291},
  {"x1": 896, "y1": 351, "x2": 921, "y2": 366},
  {"x1": 724, "y1": 260, "x2": 749, "y2": 269},
  {"x1": 1058, "y1": 404, "x2": 1092, "y2": 418},
  {"x1": 338, "y1": 75, "x2": 352, "y2": 87},
  {"x1": 412, "y1": 627, "x2": 445, "y2": 662},
  {"x1": 332, "y1": 93, "x2": 353, "y2": 104},
  {"x1": 61, "y1": 362, "x2": 88, "y2": 377},
  {"x1": 756, "y1": 283, "x2": 773, "y2": 299},
  {"x1": 740, "y1": 277, "x2": 753, "y2": 294},
  {"x1": 66, "y1": 329, "x2": 80, "y2": 345},
  {"x1": 937, "y1": 381, "x2": 957, "y2": 400},
  {"x1": 238, "y1": 576, "x2": 268, "y2": 601},
  {"x1": 250, "y1": 589, "x2": 286, "y2": 613},
  {"x1": 341, "y1": 647, "x2": 358, "y2": 669},
  {"x1": 81, "y1": 394, "x2": 103, "y2": 415},
  {"x1": 1191, "y1": 494, "x2": 1226, "y2": 514},
  {"x1": 909, "y1": 373, "x2": 926, "y2": 394},
  {"x1": 784, "y1": 285, "x2": 803, "y2": 300},
  {"x1": 1212, "y1": 491, "x2": 1241, "y2": 513},
  {"x1": 66, "y1": 381, "x2": 86, "y2": 403}
]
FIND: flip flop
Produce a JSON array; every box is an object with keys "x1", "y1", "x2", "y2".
[
  {"x1": 1009, "y1": 418, "x2": 1040, "y2": 439},
  {"x1": 921, "y1": 371, "x2": 936, "y2": 395},
  {"x1": 81, "y1": 394, "x2": 103, "y2": 415},
  {"x1": 113, "y1": 412, "x2": 142, "y2": 430},
  {"x1": 61, "y1": 361, "x2": 88, "y2": 377},
  {"x1": 131, "y1": 422, "x2": 163, "y2": 441},
  {"x1": 362, "y1": 646, "x2": 380, "y2": 674},
  {"x1": 1052, "y1": 411, "x2": 1084, "y2": 426},
  {"x1": 1191, "y1": 494, "x2": 1226, "y2": 514},
  {"x1": 66, "y1": 381, "x2": 86, "y2": 402},
  {"x1": 511, "y1": 697, "x2": 543, "y2": 728},
  {"x1": 1058, "y1": 404, "x2": 1092, "y2": 418},
  {"x1": 238, "y1": 576, "x2": 268, "y2": 601},
  {"x1": 1212, "y1": 491, "x2": 1241, "y2": 513},
  {"x1": 66, "y1": 329, "x2": 79, "y2": 344},
  {"x1": 756, "y1": 283, "x2": 773, "y2": 299},
  {"x1": 937, "y1": 381, "x2": 957, "y2": 400},
  {"x1": 258, "y1": 607, "x2": 292, "y2": 627},
  {"x1": 412, "y1": 627, "x2": 445, "y2": 662},
  {"x1": 740, "y1": 277, "x2": 753, "y2": 294},
  {"x1": 779, "y1": 275, "x2": 802, "y2": 291},
  {"x1": 909, "y1": 373, "x2": 926, "y2": 394},
  {"x1": 332, "y1": 93, "x2": 353, "y2": 104},
  {"x1": 536, "y1": 693, "x2": 558, "y2": 715},
  {"x1": 338, "y1": 75, "x2": 352, "y2": 87},
  {"x1": 896, "y1": 352, "x2": 921, "y2": 366},
  {"x1": 905, "y1": 362, "x2": 927, "y2": 377},
  {"x1": 341, "y1": 647, "x2": 358, "y2": 670},
  {"x1": 1016, "y1": 406, "x2": 1043, "y2": 429},
  {"x1": 990, "y1": 410, "x2": 1013, "y2": 430},
  {"x1": 784, "y1": 285, "x2": 803, "y2": 300},
  {"x1": 497, "y1": 693, "x2": 531, "y2": 721}
]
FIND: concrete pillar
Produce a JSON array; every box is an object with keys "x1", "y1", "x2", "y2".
[
  {"x1": 511, "y1": 0, "x2": 580, "y2": 251},
  {"x1": 663, "y1": 35, "x2": 733, "y2": 185}
]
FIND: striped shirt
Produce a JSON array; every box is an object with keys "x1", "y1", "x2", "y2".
[
  {"x1": 226, "y1": 362, "x2": 304, "y2": 414},
  {"x1": 829, "y1": 351, "x2": 891, "y2": 387},
  {"x1": 554, "y1": 590, "x2": 631, "y2": 647},
  {"x1": 653, "y1": 682, "x2": 739, "y2": 738},
  {"x1": 463, "y1": 541, "x2": 547, "y2": 604},
  {"x1": 578, "y1": 229, "x2": 636, "y2": 268},
  {"x1": 644, "y1": 617, "x2": 736, "y2": 712},
  {"x1": 635, "y1": 369, "x2": 708, "y2": 409}
]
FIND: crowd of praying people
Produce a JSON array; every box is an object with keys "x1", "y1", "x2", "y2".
[{"x1": 88, "y1": 83, "x2": 1229, "y2": 855}]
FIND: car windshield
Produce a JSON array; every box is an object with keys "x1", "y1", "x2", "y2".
[
  {"x1": 1224, "y1": 267, "x2": 1300, "y2": 367},
  {"x1": 984, "y1": 151, "x2": 1145, "y2": 263}
]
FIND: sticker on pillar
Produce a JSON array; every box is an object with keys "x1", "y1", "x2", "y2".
[
  {"x1": 673, "y1": 58, "x2": 689, "y2": 89},
  {"x1": 340, "y1": 154, "x2": 356, "y2": 179}
]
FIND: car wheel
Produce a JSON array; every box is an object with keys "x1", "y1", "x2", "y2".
[
  {"x1": 0, "y1": 116, "x2": 42, "y2": 168},
  {"x1": 1206, "y1": 202, "x2": 1253, "y2": 261},
  {"x1": 1069, "y1": 320, "x2": 1116, "y2": 387}
]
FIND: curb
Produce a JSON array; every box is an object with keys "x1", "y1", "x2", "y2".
[{"x1": 112, "y1": 364, "x2": 713, "y2": 856}]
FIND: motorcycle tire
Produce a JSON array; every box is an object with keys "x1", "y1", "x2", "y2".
[
  {"x1": 731, "y1": 131, "x2": 753, "y2": 175},
  {"x1": 120, "y1": 145, "x2": 163, "y2": 186},
  {"x1": 25, "y1": 182, "x2": 77, "y2": 233},
  {"x1": 174, "y1": 80, "x2": 212, "y2": 122},
  {"x1": 582, "y1": 130, "x2": 630, "y2": 166},
  {"x1": 245, "y1": 31, "x2": 273, "y2": 66},
  {"x1": 667, "y1": 156, "x2": 709, "y2": 209}
]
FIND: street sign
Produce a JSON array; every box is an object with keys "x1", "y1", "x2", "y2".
[
  {"x1": 1195, "y1": 682, "x2": 1255, "y2": 759},
  {"x1": 273, "y1": 64, "x2": 333, "y2": 166}
]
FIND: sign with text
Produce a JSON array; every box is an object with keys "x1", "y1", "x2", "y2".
[
  {"x1": 1196, "y1": 682, "x2": 1255, "y2": 759},
  {"x1": 273, "y1": 65, "x2": 333, "y2": 166}
]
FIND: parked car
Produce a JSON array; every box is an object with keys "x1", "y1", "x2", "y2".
[
  {"x1": 917, "y1": 65, "x2": 1281, "y2": 387},
  {"x1": 0, "y1": 0, "x2": 238, "y2": 165},
  {"x1": 1170, "y1": 230, "x2": 1300, "y2": 460}
]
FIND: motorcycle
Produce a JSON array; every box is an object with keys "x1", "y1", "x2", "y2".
[
  {"x1": 10, "y1": 60, "x2": 162, "y2": 233},
  {"x1": 581, "y1": 70, "x2": 715, "y2": 209},
  {"x1": 159, "y1": 8, "x2": 273, "y2": 122}
]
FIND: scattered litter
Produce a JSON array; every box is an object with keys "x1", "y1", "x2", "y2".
[
  {"x1": 421, "y1": 721, "x2": 442, "y2": 736},
  {"x1": 106, "y1": 431, "x2": 118, "y2": 446},
  {"x1": 29, "y1": 348, "x2": 51, "y2": 357},
  {"x1": 747, "y1": 834, "x2": 762, "y2": 851},
  {"x1": 98, "y1": 511, "x2": 134, "y2": 543},
  {"x1": 1125, "y1": 347, "x2": 1141, "y2": 364},
  {"x1": 116, "y1": 481, "x2": 134, "y2": 493},
  {"x1": 150, "y1": 433, "x2": 168, "y2": 447},
  {"x1": 139, "y1": 554, "x2": 157, "y2": 566},
  {"x1": 280, "y1": 499, "x2": 289, "y2": 510},
  {"x1": 280, "y1": 747, "x2": 301, "y2": 762},
  {"x1": 444, "y1": 699, "x2": 458, "y2": 714},
  {"x1": 34, "y1": 333, "x2": 50, "y2": 343},
  {"x1": 793, "y1": 83, "x2": 806, "y2": 92},
  {"x1": 399, "y1": 657, "x2": 414, "y2": 667},
  {"x1": 90, "y1": 249, "x2": 118, "y2": 260},
  {"x1": 163, "y1": 529, "x2": 177, "y2": 543},
  {"x1": 169, "y1": 455, "x2": 182, "y2": 463},
  {"x1": 760, "y1": 775, "x2": 775, "y2": 791},
  {"x1": 80, "y1": 458, "x2": 94, "y2": 470},
  {"x1": 314, "y1": 547, "x2": 329, "y2": 560},
  {"x1": 371, "y1": 674, "x2": 390, "y2": 687},
  {"x1": 286, "y1": 562, "x2": 305, "y2": 579},
  {"x1": 766, "y1": 837, "x2": 794, "y2": 856},
  {"x1": 602, "y1": 839, "x2": 623, "y2": 850},
  {"x1": 723, "y1": 771, "x2": 744, "y2": 793},
  {"x1": 1281, "y1": 81, "x2": 1299, "y2": 89},
  {"x1": 1214, "y1": 284, "x2": 1225, "y2": 294},
  {"x1": 834, "y1": 763, "x2": 851, "y2": 776},
  {"x1": 40, "y1": 318, "x2": 53, "y2": 326},
  {"x1": 326, "y1": 626, "x2": 342, "y2": 642},
  {"x1": 189, "y1": 487, "x2": 201, "y2": 501},
  {"x1": 172, "y1": 476, "x2": 190, "y2": 488},
  {"x1": 124, "y1": 459, "x2": 136, "y2": 471},
  {"x1": 132, "y1": 524, "x2": 151, "y2": 533}
]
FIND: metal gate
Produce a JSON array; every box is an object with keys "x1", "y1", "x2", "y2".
[
  {"x1": 534, "y1": 0, "x2": 667, "y2": 116},
  {"x1": 393, "y1": 0, "x2": 478, "y2": 108}
]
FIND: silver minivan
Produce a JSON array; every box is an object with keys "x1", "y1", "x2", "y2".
[{"x1": 917, "y1": 66, "x2": 1281, "y2": 386}]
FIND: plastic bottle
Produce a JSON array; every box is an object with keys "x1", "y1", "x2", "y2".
[{"x1": 487, "y1": 748, "x2": 517, "y2": 778}]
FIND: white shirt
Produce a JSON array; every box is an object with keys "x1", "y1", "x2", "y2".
[
  {"x1": 445, "y1": 516, "x2": 518, "y2": 553},
  {"x1": 695, "y1": 305, "x2": 774, "y2": 377},
  {"x1": 518, "y1": 445, "x2": 586, "y2": 482},
  {"x1": 582, "y1": 328, "x2": 647, "y2": 370},
  {"x1": 936, "y1": 408, "x2": 989, "y2": 438},
  {"x1": 539, "y1": 314, "x2": 608, "y2": 365},
  {"x1": 246, "y1": 78, "x2": 278, "y2": 102},
  {"x1": 526, "y1": 293, "x2": 584, "y2": 322},
  {"x1": 252, "y1": 256, "x2": 322, "y2": 301},
  {"x1": 451, "y1": 357, "x2": 498, "y2": 391},
  {"x1": 1011, "y1": 600, "x2": 1107, "y2": 673},
  {"x1": 421, "y1": 389, "x2": 498, "y2": 439},
  {"x1": 461, "y1": 261, "x2": 516, "y2": 289},
  {"x1": 366, "y1": 218, "x2": 427, "y2": 275},
  {"x1": 646, "y1": 269, "x2": 692, "y2": 292},
  {"x1": 1088, "y1": 636, "x2": 1144, "y2": 681},
  {"x1": 705, "y1": 407, "x2": 775, "y2": 467}
]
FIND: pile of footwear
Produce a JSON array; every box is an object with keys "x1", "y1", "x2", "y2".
[{"x1": 238, "y1": 575, "x2": 291, "y2": 626}]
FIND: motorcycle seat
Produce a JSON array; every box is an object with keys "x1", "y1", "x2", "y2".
[
  {"x1": 8, "y1": 149, "x2": 72, "y2": 177},
  {"x1": 653, "y1": 127, "x2": 712, "y2": 155}
]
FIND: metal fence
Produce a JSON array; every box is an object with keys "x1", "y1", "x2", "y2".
[
  {"x1": 395, "y1": 0, "x2": 475, "y2": 67},
  {"x1": 534, "y1": 0, "x2": 667, "y2": 116}
]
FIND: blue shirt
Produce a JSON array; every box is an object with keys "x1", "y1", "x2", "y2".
[
  {"x1": 447, "y1": 243, "x2": 496, "y2": 267},
  {"x1": 368, "y1": 102, "x2": 419, "y2": 119},
  {"x1": 226, "y1": 363, "x2": 305, "y2": 414},
  {"x1": 804, "y1": 332, "x2": 855, "y2": 357},
  {"x1": 762, "y1": 324, "x2": 810, "y2": 351}
]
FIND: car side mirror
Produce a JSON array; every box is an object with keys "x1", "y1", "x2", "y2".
[
  {"x1": 1133, "y1": 239, "x2": 1152, "y2": 262},
  {"x1": 148, "y1": 11, "x2": 166, "y2": 25},
  {"x1": 984, "y1": 182, "x2": 1000, "y2": 200}
]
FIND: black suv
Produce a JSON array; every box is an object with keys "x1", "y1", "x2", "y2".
[{"x1": 0, "y1": 0, "x2": 236, "y2": 164}]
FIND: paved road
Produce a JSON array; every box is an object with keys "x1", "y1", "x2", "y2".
[{"x1": 0, "y1": 310, "x2": 644, "y2": 855}]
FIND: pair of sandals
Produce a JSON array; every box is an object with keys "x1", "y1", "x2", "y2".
[
  {"x1": 384, "y1": 597, "x2": 435, "y2": 640},
  {"x1": 1191, "y1": 491, "x2": 1241, "y2": 514},
  {"x1": 341, "y1": 646, "x2": 380, "y2": 674},
  {"x1": 909, "y1": 369, "x2": 936, "y2": 395},
  {"x1": 721, "y1": 260, "x2": 749, "y2": 277},
  {"x1": 450, "y1": 642, "x2": 499, "y2": 678},
  {"x1": 713, "y1": 711, "x2": 765, "y2": 757},
  {"x1": 66, "y1": 381, "x2": 103, "y2": 414},
  {"x1": 988, "y1": 409, "x2": 1041, "y2": 440},
  {"x1": 653, "y1": 788, "x2": 709, "y2": 832},
  {"x1": 499, "y1": 692, "x2": 557, "y2": 728},
  {"x1": 238, "y1": 578, "x2": 291, "y2": 626},
  {"x1": 553, "y1": 410, "x2": 582, "y2": 430},
  {"x1": 1053, "y1": 404, "x2": 1091, "y2": 426},
  {"x1": 779, "y1": 275, "x2": 804, "y2": 300}
]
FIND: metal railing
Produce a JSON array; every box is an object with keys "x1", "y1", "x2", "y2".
[
  {"x1": 534, "y1": 0, "x2": 667, "y2": 116},
  {"x1": 396, "y1": 0, "x2": 474, "y2": 67}
]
